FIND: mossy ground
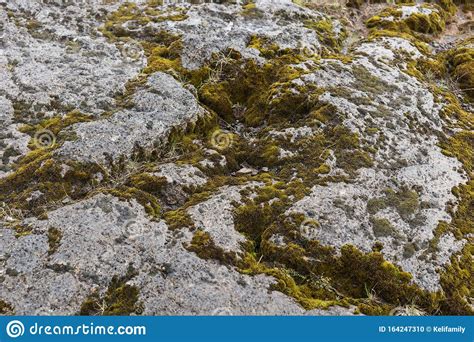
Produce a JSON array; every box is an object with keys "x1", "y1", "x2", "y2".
[
  {"x1": 365, "y1": 2, "x2": 455, "y2": 40},
  {"x1": 445, "y1": 38, "x2": 474, "y2": 103},
  {"x1": 3, "y1": 1, "x2": 472, "y2": 315}
]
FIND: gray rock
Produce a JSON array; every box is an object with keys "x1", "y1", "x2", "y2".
[
  {"x1": 58, "y1": 72, "x2": 208, "y2": 162},
  {"x1": 0, "y1": 0, "x2": 471, "y2": 316},
  {"x1": 0, "y1": 194, "x2": 310, "y2": 315},
  {"x1": 0, "y1": 0, "x2": 141, "y2": 116},
  {"x1": 286, "y1": 37, "x2": 467, "y2": 291},
  {"x1": 187, "y1": 185, "x2": 249, "y2": 253},
  {"x1": 150, "y1": 0, "x2": 343, "y2": 69}
]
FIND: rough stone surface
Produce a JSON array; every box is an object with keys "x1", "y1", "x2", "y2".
[
  {"x1": 188, "y1": 185, "x2": 248, "y2": 253},
  {"x1": 0, "y1": 0, "x2": 472, "y2": 316},
  {"x1": 152, "y1": 0, "x2": 343, "y2": 69},
  {"x1": 285, "y1": 44, "x2": 467, "y2": 291},
  {"x1": 0, "y1": 0, "x2": 142, "y2": 173},
  {"x1": 57, "y1": 72, "x2": 208, "y2": 162},
  {"x1": 155, "y1": 163, "x2": 207, "y2": 188},
  {"x1": 0, "y1": 194, "x2": 335, "y2": 315}
]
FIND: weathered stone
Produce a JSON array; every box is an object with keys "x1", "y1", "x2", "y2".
[{"x1": 58, "y1": 72, "x2": 208, "y2": 162}]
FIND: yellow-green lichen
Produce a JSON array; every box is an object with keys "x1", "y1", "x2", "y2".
[{"x1": 304, "y1": 19, "x2": 347, "y2": 52}]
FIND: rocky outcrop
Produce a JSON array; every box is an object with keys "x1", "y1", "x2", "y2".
[
  {"x1": 58, "y1": 72, "x2": 209, "y2": 162},
  {"x1": 0, "y1": 0, "x2": 472, "y2": 316}
]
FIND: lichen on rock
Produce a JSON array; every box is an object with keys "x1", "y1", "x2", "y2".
[{"x1": 0, "y1": 0, "x2": 472, "y2": 316}]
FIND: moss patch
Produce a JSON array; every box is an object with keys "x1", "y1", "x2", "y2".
[
  {"x1": 47, "y1": 227, "x2": 62, "y2": 255},
  {"x1": 79, "y1": 266, "x2": 142, "y2": 316},
  {"x1": 445, "y1": 39, "x2": 474, "y2": 102},
  {"x1": 185, "y1": 230, "x2": 237, "y2": 264},
  {"x1": 164, "y1": 208, "x2": 194, "y2": 230},
  {"x1": 0, "y1": 299, "x2": 14, "y2": 314},
  {"x1": 365, "y1": 3, "x2": 451, "y2": 38}
]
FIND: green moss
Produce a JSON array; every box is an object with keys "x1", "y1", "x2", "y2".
[
  {"x1": 403, "y1": 242, "x2": 417, "y2": 258},
  {"x1": 80, "y1": 266, "x2": 142, "y2": 316},
  {"x1": 328, "y1": 125, "x2": 374, "y2": 174},
  {"x1": 105, "y1": 186, "x2": 161, "y2": 219},
  {"x1": 310, "y1": 104, "x2": 337, "y2": 124},
  {"x1": 370, "y1": 217, "x2": 398, "y2": 238},
  {"x1": 142, "y1": 39, "x2": 183, "y2": 75},
  {"x1": 366, "y1": 4, "x2": 448, "y2": 37},
  {"x1": 234, "y1": 201, "x2": 279, "y2": 246},
  {"x1": 445, "y1": 42, "x2": 474, "y2": 102},
  {"x1": 367, "y1": 198, "x2": 386, "y2": 214},
  {"x1": 0, "y1": 150, "x2": 95, "y2": 216},
  {"x1": 164, "y1": 209, "x2": 194, "y2": 230},
  {"x1": 128, "y1": 173, "x2": 167, "y2": 193},
  {"x1": 199, "y1": 82, "x2": 234, "y2": 121},
  {"x1": 247, "y1": 35, "x2": 281, "y2": 59},
  {"x1": 12, "y1": 223, "x2": 33, "y2": 238},
  {"x1": 0, "y1": 299, "x2": 14, "y2": 314},
  {"x1": 304, "y1": 19, "x2": 347, "y2": 51},
  {"x1": 0, "y1": 104, "x2": 115, "y2": 218},
  {"x1": 314, "y1": 163, "x2": 330, "y2": 174},
  {"x1": 425, "y1": 0, "x2": 458, "y2": 16},
  {"x1": 19, "y1": 110, "x2": 93, "y2": 137},
  {"x1": 186, "y1": 230, "x2": 237, "y2": 264},
  {"x1": 367, "y1": 29, "x2": 430, "y2": 55},
  {"x1": 47, "y1": 227, "x2": 62, "y2": 255},
  {"x1": 427, "y1": 49, "x2": 474, "y2": 315},
  {"x1": 367, "y1": 188, "x2": 420, "y2": 221},
  {"x1": 89, "y1": 0, "x2": 472, "y2": 317},
  {"x1": 228, "y1": 188, "x2": 435, "y2": 314},
  {"x1": 100, "y1": 2, "x2": 188, "y2": 39},
  {"x1": 404, "y1": 12, "x2": 445, "y2": 34},
  {"x1": 438, "y1": 244, "x2": 473, "y2": 314},
  {"x1": 241, "y1": 2, "x2": 263, "y2": 18},
  {"x1": 388, "y1": 188, "x2": 420, "y2": 219},
  {"x1": 238, "y1": 252, "x2": 339, "y2": 310},
  {"x1": 346, "y1": 0, "x2": 390, "y2": 9},
  {"x1": 352, "y1": 65, "x2": 398, "y2": 95},
  {"x1": 336, "y1": 245, "x2": 440, "y2": 313}
]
